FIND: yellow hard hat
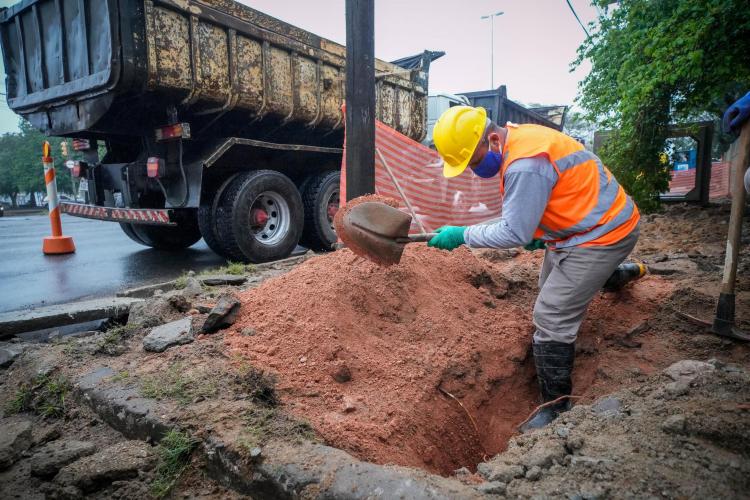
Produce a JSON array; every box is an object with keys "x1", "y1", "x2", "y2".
[{"x1": 433, "y1": 106, "x2": 488, "y2": 178}]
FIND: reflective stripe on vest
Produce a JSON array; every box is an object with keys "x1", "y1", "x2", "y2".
[
  {"x1": 498, "y1": 124, "x2": 639, "y2": 247},
  {"x1": 537, "y1": 150, "x2": 622, "y2": 240}
]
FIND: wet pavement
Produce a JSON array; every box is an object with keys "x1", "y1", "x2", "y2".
[{"x1": 0, "y1": 214, "x2": 228, "y2": 313}]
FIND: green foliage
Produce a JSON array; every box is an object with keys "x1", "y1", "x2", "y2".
[
  {"x1": 151, "y1": 429, "x2": 198, "y2": 498},
  {"x1": 574, "y1": 0, "x2": 750, "y2": 211},
  {"x1": 6, "y1": 374, "x2": 71, "y2": 418},
  {"x1": 0, "y1": 119, "x2": 82, "y2": 205}
]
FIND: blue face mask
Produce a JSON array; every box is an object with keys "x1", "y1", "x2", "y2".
[{"x1": 472, "y1": 149, "x2": 503, "y2": 178}]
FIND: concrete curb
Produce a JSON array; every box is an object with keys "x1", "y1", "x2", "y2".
[
  {"x1": 203, "y1": 438, "x2": 484, "y2": 499},
  {"x1": 116, "y1": 281, "x2": 176, "y2": 299},
  {"x1": 0, "y1": 298, "x2": 143, "y2": 339},
  {"x1": 115, "y1": 252, "x2": 312, "y2": 299},
  {"x1": 75, "y1": 367, "x2": 172, "y2": 442},
  {"x1": 74, "y1": 366, "x2": 483, "y2": 499}
]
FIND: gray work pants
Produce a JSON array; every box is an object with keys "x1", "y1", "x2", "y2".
[{"x1": 533, "y1": 228, "x2": 639, "y2": 344}]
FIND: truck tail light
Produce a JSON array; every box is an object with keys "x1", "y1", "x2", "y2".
[
  {"x1": 155, "y1": 123, "x2": 191, "y2": 142},
  {"x1": 147, "y1": 157, "x2": 165, "y2": 178},
  {"x1": 66, "y1": 160, "x2": 87, "y2": 178},
  {"x1": 72, "y1": 139, "x2": 91, "y2": 151}
]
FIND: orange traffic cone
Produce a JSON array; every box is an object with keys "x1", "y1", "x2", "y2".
[{"x1": 41, "y1": 141, "x2": 76, "y2": 255}]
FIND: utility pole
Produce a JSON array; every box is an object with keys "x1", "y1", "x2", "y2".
[
  {"x1": 480, "y1": 11, "x2": 504, "y2": 88},
  {"x1": 345, "y1": 0, "x2": 376, "y2": 200}
]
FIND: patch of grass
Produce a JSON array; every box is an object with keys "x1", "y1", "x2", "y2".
[
  {"x1": 110, "y1": 370, "x2": 130, "y2": 383},
  {"x1": 222, "y1": 261, "x2": 251, "y2": 275},
  {"x1": 238, "y1": 406, "x2": 316, "y2": 452},
  {"x1": 5, "y1": 374, "x2": 71, "y2": 418},
  {"x1": 140, "y1": 363, "x2": 217, "y2": 405},
  {"x1": 197, "y1": 261, "x2": 256, "y2": 278},
  {"x1": 173, "y1": 273, "x2": 188, "y2": 290},
  {"x1": 151, "y1": 429, "x2": 198, "y2": 498},
  {"x1": 97, "y1": 323, "x2": 138, "y2": 355}
]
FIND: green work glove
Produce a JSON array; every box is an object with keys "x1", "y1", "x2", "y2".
[
  {"x1": 523, "y1": 239, "x2": 546, "y2": 251},
  {"x1": 428, "y1": 226, "x2": 466, "y2": 251}
]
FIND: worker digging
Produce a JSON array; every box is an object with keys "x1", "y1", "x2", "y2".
[{"x1": 427, "y1": 105, "x2": 642, "y2": 431}]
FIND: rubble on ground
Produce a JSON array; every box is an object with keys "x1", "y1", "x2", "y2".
[{"x1": 0, "y1": 201, "x2": 747, "y2": 498}]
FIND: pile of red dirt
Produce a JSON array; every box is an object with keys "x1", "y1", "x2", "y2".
[
  {"x1": 227, "y1": 245, "x2": 537, "y2": 474},
  {"x1": 226, "y1": 244, "x2": 674, "y2": 475}
]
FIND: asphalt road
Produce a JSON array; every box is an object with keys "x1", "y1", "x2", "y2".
[{"x1": 0, "y1": 214, "x2": 228, "y2": 313}]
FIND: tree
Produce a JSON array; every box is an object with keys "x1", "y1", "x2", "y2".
[
  {"x1": 0, "y1": 119, "x2": 76, "y2": 207},
  {"x1": 573, "y1": 0, "x2": 750, "y2": 211}
]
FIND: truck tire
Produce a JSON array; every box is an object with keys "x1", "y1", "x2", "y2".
[
  {"x1": 119, "y1": 223, "x2": 149, "y2": 245},
  {"x1": 300, "y1": 171, "x2": 340, "y2": 251},
  {"x1": 215, "y1": 170, "x2": 303, "y2": 263},
  {"x1": 198, "y1": 173, "x2": 241, "y2": 258},
  {"x1": 130, "y1": 209, "x2": 202, "y2": 250}
]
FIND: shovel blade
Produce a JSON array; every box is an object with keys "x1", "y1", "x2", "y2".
[{"x1": 340, "y1": 202, "x2": 413, "y2": 266}]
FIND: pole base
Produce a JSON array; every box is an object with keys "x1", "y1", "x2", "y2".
[{"x1": 42, "y1": 235, "x2": 76, "y2": 255}]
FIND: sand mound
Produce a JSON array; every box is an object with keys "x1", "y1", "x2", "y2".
[{"x1": 226, "y1": 244, "x2": 539, "y2": 474}]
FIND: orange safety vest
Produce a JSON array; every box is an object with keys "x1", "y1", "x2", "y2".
[{"x1": 499, "y1": 123, "x2": 639, "y2": 247}]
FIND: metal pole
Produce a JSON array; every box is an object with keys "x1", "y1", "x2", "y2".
[
  {"x1": 481, "y1": 12, "x2": 503, "y2": 89},
  {"x1": 490, "y1": 15, "x2": 494, "y2": 88},
  {"x1": 345, "y1": 0, "x2": 376, "y2": 201}
]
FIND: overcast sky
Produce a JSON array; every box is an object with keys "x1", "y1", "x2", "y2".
[{"x1": 0, "y1": 0, "x2": 598, "y2": 134}]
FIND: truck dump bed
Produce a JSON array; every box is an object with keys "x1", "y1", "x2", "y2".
[{"x1": 0, "y1": 0, "x2": 431, "y2": 144}]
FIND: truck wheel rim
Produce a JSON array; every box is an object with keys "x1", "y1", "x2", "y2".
[
  {"x1": 250, "y1": 191, "x2": 290, "y2": 246},
  {"x1": 326, "y1": 188, "x2": 340, "y2": 231}
]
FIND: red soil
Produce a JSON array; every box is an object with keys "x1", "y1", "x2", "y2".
[{"x1": 226, "y1": 245, "x2": 675, "y2": 475}]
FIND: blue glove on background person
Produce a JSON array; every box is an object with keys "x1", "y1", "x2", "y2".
[
  {"x1": 723, "y1": 91, "x2": 750, "y2": 134},
  {"x1": 428, "y1": 226, "x2": 466, "y2": 250}
]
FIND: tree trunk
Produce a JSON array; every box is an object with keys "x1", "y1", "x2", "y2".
[{"x1": 11, "y1": 192, "x2": 17, "y2": 208}]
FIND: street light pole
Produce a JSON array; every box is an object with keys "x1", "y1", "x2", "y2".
[{"x1": 480, "y1": 11, "x2": 504, "y2": 88}]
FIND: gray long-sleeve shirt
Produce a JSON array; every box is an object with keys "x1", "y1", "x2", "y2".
[{"x1": 464, "y1": 156, "x2": 557, "y2": 249}]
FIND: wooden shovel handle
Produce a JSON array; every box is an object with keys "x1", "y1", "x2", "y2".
[{"x1": 395, "y1": 233, "x2": 438, "y2": 244}]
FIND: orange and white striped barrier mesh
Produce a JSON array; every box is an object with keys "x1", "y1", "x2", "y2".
[
  {"x1": 42, "y1": 141, "x2": 75, "y2": 254},
  {"x1": 340, "y1": 120, "x2": 502, "y2": 233}
]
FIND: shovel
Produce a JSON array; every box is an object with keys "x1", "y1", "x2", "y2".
[{"x1": 338, "y1": 201, "x2": 436, "y2": 266}]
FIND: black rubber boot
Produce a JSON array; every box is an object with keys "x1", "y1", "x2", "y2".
[{"x1": 520, "y1": 340, "x2": 575, "y2": 433}]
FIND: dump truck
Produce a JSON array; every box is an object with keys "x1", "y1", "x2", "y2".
[{"x1": 0, "y1": 0, "x2": 439, "y2": 262}]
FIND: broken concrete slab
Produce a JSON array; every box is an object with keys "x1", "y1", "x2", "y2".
[
  {"x1": 663, "y1": 360, "x2": 715, "y2": 384},
  {"x1": 143, "y1": 317, "x2": 194, "y2": 352},
  {"x1": 0, "y1": 343, "x2": 26, "y2": 368},
  {"x1": 54, "y1": 440, "x2": 155, "y2": 493},
  {"x1": 30, "y1": 440, "x2": 97, "y2": 478},
  {"x1": 74, "y1": 366, "x2": 482, "y2": 499},
  {"x1": 182, "y1": 276, "x2": 203, "y2": 299},
  {"x1": 116, "y1": 281, "x2": 176, "y2": 299},
  {"x1": 202, "y1": 437, "x2": 484, "y2": 499},
  {"x1": 200, "y1": 274, "x2": 248, "y2": 286},
  {"x1": 0, "y1": 298, "x2": 142, "y2": 339},
  {"x1": 0, "y1": 418, "x2": 33, "y2": 470},
  {"x1": 127, "y1": 296, "x2": 180, "y2": 328},
  {"x1": 201, "y1": 295, "x2": 240, "y2": 333},
  {"x1": 75, "y1": 367, "x2": 172, "y2": 442}
]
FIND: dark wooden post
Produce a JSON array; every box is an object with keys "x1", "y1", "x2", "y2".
[{"x1": 345, "y1": 0, "x2": 375, "y2": 201}]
